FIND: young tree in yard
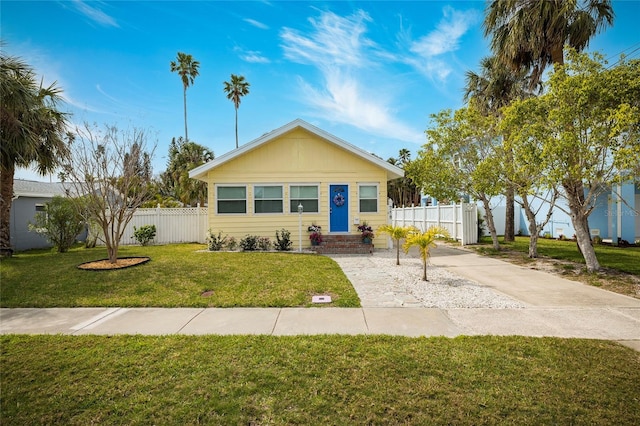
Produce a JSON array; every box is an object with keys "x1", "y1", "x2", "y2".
[
  {"x1": 223, "y1": 74, "x2": 250, "y2": 149},
  {"x1": 160, "y1": 137, "x2": 213, "y2": 206},
  {"x1": 501, "y1": 50, "x2": 639, "y2": 271},
  {"x1": 408, "y1": 106, "x2": 504, "y2": 250},
  {"x1": 403, "y1": 227, "x2": 450, "y2": 281},
  {"x1": 378, "y1": 224, "x2": 416, "y2": 265},
  {"x1": 28, "y1": 196, "x2": 84, "y2": 253},
  {"x1": 0, "y1": 52, "x2": 69, "y2": 257},
  {"x1": 61, "y1": 123, "x2": 156, "y2": 263}
]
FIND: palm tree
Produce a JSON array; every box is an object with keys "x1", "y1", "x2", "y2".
[
  {"x1": 484, "y1": 0, "x2": 614, "y2": 87},
  {"x1": 223, "y1": 74, "x2": 250, "y2": 148},
  {"x1": 378, "y1": 224, "x2": 415, "y2": 265},
  {"x1": 464, "y1": 55, "x2": 536, "y2": 242},
  {"x1": 402, "y1": 227, "x2": 450, "y2": 281},
  {"x1": 170, "y1": 52, "x2": 200, "y2": 142},
  {"x1": 1, "y1": 52, "x2": 69, "y2": 256}
]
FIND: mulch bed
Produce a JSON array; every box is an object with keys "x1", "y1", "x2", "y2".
[{"x1": 77, "y1": 257, "x2": 150, "y2": 271}]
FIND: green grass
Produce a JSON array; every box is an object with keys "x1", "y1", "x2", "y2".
[
  {"x1": 0, "y1": 244, "x2": 360, "y2": 308},
  {"x1": 2, "y1": 335, "x2": 639, "y2": 425},
  {"x1": 476, "y1": 236, "x2": 640, "y2": 275}
]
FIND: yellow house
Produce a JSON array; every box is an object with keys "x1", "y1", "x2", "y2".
[{"x1": 189, "y1": 119, "x2": 404, "y2": 250}]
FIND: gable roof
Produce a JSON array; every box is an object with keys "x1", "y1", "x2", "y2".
[
  {"x1": 13, "y1": 180, "x2": 77, "y2": 198},
  {"x1": 189, "y1": 119, "x2": 404, "y2": 181}
]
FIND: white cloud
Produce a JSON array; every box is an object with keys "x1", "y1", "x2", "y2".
[
  {"x1": 280, "y1": 9, "x2": 423, "y2": 145},
  {"x1": 71, "y1": 0, "x2": 119, "y2": 28},
  {"x1": 234, "y1": 47, "x2": 270, "y2": 64},
  {"x1": 407, "y1": 6, "x2": 479, "y2": 80},
  {"x1": 244, "y1": 18, "x2": 269, "y2": 30}
]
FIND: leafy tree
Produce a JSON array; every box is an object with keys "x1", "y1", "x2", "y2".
[
  {"x1": 501, "y1": 50, "x2": 640, "y2": 271},
  {"x1": 409, "y1": 106, "x2": 504, "y2": 250},
  {"x1": 402, "y1": 227, "x2": 450, "y2": 281},
  {"x1": 160, "y1": 137, "x2": 214, "y2": 206},
  {"x1": 223, "y1": 74, "x2": 250, "y2": 148},
  {"x1": 0, "y1": 51, "x2": 70, "y2": 257},
  {"x1": 484, "y1": 0, "x2": 614, "y2": 87},
  {"x1": 28, "y1": 196, "x2": 84, "y2": 253},
  {"x1": 464, "y1": 55, "x2": 537, "y2": 242},
  {"x1": 61, "y1": 123, "x2": 156, "y2": 263},
  {"x1": 386, "y1": 150, "x2": 421, "y2": 207},
  {"x1": 170, "y1": 52, "x2": 200, "y2": 142},
  {"x1": 377, "y1": 224, "x2": 415, "y2": 265}
]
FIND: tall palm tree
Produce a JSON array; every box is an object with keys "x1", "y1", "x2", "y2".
[
  {"x1": 223, "y1": 74, "x2": 250, "y2": 149},
  {"x1": 484, "y1": 0, "x2": 614, "y2": 87},
  {"x1": 1, "y1": 52, "x2": 69, "y2": 256},
  {"x1": 170, "y1": 52, "x2": 200, "y2": 142},
  {"x1": 464, "y1": 55, "x2": 536, "y2": 242}
]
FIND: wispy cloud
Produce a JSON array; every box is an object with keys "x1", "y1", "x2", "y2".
[
  {"x1": 71, "y1": 0, "x2": 119, "y2": 28},
  {"x1": 234, "y1": 47, "x2": 270, "y2": 64},
  {"x1": 244, "y1": 18, "x2": 269, "y2": 30},
  {"x1": 407, "y1": 6, "x2": 479, "y2": 80},
  {"x1": 280, "y1": 9, "x2": 423, "y2": 144}
]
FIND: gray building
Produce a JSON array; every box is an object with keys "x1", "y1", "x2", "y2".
[{"x1": 10, "y1": 180, "x2": 78, "y2": 251}]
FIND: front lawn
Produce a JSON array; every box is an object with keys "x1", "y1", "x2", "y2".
[
  {"x1": 0, "y1": 244, "x2": 360, "y2": 308},
  {"x1": 2, "y1": 335, "x2": 639, "y2": 425}
]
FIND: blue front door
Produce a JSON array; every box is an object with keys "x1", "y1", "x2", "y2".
[{"x1": 329, "y1": 184, "x2": 349, "y2": 232}]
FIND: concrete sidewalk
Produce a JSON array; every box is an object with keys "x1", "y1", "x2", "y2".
[{"x1": 1, "y1": 246, "x2": 639, "y2": 351}]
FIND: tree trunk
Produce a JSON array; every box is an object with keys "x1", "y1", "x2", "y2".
[
  {"x1": 235, "y1": 106, "x2": 239, "y2": 149},
  {"x1": 183, "y1": 87, "x2": 189, "y2": 142},
  {"x1": 504, "y1": 184, "x2": 515, "y2": 242},
  {"x1": 395, "y1": 239, "x2": 400, "y2": 265},
  {"x1": 521, "y1": 196, "x2": 539, "y2": 258},
  {"x1": 0, "y1": 165, "x2": 15, "y2": 257},
  {"x1": 564, "y1": 180, "x2": 600, "y2": 272},
  {"x1": 422, "y1": 258, "x2": 428, "y2": 281},
  {"x1": 480, "y1": 197, "x2": 500, "y2": 250}
]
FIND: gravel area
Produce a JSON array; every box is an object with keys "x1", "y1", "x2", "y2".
[{"x1": 330, "y1": 249, "x2": 526, "y2": 309}]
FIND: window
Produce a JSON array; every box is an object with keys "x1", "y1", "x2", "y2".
[
  {"x1": 254, "y1": 185, "x2": 283, "y2": 214},
  {"x1": 217, "y1": 186, "x2": 246, "y2": 214},
  {"x1": 359, "y1": 185, "x2": 378, "y2": 213},
  {"x1": 290, "y1": 185, "x2": 319, "y2": 213},
  {"x1": 35, "y1": 204, "x2": 46, "y2": 212}
]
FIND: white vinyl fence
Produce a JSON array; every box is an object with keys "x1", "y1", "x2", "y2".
[
  {"x1": 119, "y1": 206, "x2": 208, "y2": 245},
  {"x1": 390, "y1": 203, "x2": 478, "y2": 245}
]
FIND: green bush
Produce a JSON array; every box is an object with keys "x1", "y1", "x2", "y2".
[
  {"x1": 132, "y1": 225, "x2": 156, "y2": 246},
  {"x1": 257, "y1": 236, "x2": 271, "y2": 251},
  {"x1": 225, "y1": 237, "x2": 238, "y2": 251},
  {"x1": 206, "y1": 230, "x2": 227, "y2": 251},
  {"x1": 28, "y1": 196, "x2": 84, "y2": 253},
  {"x1": 240, "y1": 235, "x2": 259, "y2": 251},
  {"x1": 275, "y1": 229, "x2": 293, "y2": 251}
]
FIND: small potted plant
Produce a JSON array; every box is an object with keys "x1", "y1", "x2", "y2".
[
  {"x1": 308, "y1": 224, "x2": 323, "y2": 245},
  {"x1": 357, "y1": 222, "x2": 374, "y2": 244}
]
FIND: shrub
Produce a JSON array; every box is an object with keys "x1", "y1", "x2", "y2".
[
  {"x1": 28, "y1": 196, "x2": 84, "y2": 253},
  {"x1": 592, "y1": 235, "x2": 603, "y2": 245},
  {"x1": 206, "y1": 230, "x2": 228, "y2": 251},
  {"x1": 225, "y1": 237, "x2": 238, "y2": 251},
  {"x1": 132, "y1": 225, "x2": 156, "y2": 246},
  {"x1": 257, "y1": 237, "x2": 272, "y2": 251},
  {"x1": 275, "y1": 229, "x2": 293, "y2": 251},
  {"x1": 240, "y1": 235, "x2": 259, "y2": 251}
]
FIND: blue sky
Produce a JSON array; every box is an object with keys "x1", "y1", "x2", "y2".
[{"x1": 3, "y1": 0, "x2": 639, "y2": 181}]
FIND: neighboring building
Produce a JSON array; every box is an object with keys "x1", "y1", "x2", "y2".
[
  {"x1": 589, "y1": 180, "x2": 639, "y2": 244},
  {"x1": 189, "y1": 119, "x2": 404, "y2": 249},
  {"x1": 10, "y1": 180, "x2": 77, "y2": 251}
]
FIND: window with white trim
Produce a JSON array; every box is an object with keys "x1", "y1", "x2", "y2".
[
  {"x1": 359, "y1": 185, "x2": 378, "y2": 213},
  {"x1": 217, "y1": 186, "x2": 247, "y2": 214},
  {"x1": 254, "y1": 185, "x2": 283, "y2": 214},
  {"x1": 290, "y1": 185, "x2": 319, "y2": 213}
]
